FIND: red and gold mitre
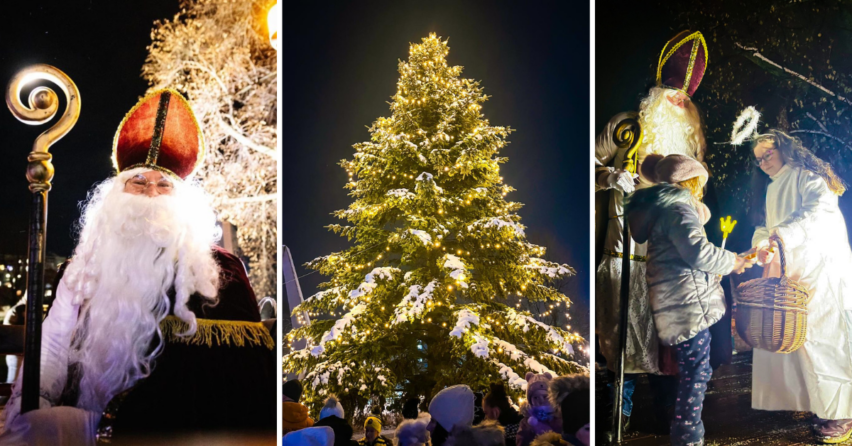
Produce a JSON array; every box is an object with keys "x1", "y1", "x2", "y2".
[
  {"x1": 112, "y1": 89, "x2": 204, "y2": 180},
  {"x1": 656, "y1": 30, "x2": 708, "y2": 97}
]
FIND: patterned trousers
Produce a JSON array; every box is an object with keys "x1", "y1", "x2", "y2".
[{"x1": 671, "y1": 329, "x2": 712, "y2": 446}]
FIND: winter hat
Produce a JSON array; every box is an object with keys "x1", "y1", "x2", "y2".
[
  {"x1": 319, "y1": 395, "x2": 344, "y2": 420},
  {"x1": 282, "y1": 379, "x2": 303, "y2": 402},
  {"x1": 395, "y1": 418, "x2": 429, "y2": 446},
  {"x1": 525, "y1": 372, "x2": 554, "y2": 405},
  {"x1": 428, "y1": 384, "x2": 475, "y2": 432},
  {"x1": 653, "y1": 154, "x2": 708, "y2": 185},
  {"x1": 365, "y1": 416, "x2": 382, "y2": 432},
  {"x1": 639, "y1": 153, "x2": 664, "y2": 184},
  {"x1": 402, "y1": 397, "x2": 420, "y2": 419},
  {"x1": 283, "y1": 426, "x2": 335, "y2": 446}
]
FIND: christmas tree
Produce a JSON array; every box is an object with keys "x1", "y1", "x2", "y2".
[{"x1": 283, "y1": 34, "x2": 585, "y2": 412}]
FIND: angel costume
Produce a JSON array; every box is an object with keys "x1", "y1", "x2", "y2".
[{"x1": 751, "y1": 164, "x2": 852, "y2": 419}]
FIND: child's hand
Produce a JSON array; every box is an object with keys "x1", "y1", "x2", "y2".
[{"x1": 733, "y1": 255, "x2": 757, "y2": 274}]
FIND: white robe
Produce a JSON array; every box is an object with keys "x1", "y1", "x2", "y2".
[
  {"x1": 595, "y1": 112, "x2": 660, "y2": 374},
  {"x1": 751, "y1": 164, "x2": 852, "y2": 419}
]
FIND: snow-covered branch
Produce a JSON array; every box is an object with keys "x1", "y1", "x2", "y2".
[
  {"x1": 218, "y1": 116, "x2": 278, "y2": 159},
  {"x1": 221, "y1": 194, "x2": 277, "y2": 204},
  {"x1": 735, "y1": 42, "x2": 852, "y2": 107}
]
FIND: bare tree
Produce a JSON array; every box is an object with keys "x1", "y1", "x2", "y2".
[{"x1": 142, "y1": 0, "x2": 278, "y2": 298}]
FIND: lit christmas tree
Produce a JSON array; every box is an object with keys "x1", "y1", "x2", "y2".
[{"x1": 284, "y1": 34, "x2": 585, "y2": 412}]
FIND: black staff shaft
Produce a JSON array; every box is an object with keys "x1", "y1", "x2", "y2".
[
  {"x1": 612, "y1": 215, "x2": 631, "y2": 443},
  {"x1": 21, "y1": 190, "x2": 47, "y2": 413}
]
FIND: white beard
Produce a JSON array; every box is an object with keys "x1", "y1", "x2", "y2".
[
  {"x1": 60, "y1": 168, "x2": 221, "y2": 413},
  {"x1": 638, "y1": 87, "x2": 704, "y2": 160}
]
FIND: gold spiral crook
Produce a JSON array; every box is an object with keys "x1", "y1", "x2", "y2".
[
  {"x1": 613, "y1": 118, "x2": 643, "y2": 175},
  {"x1": 6, "y1": 64, "x2": 81, "y2": 192}
]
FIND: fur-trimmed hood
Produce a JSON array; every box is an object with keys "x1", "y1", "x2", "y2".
[
  {"x1": 548, "y1": 374, "x2": 590, "y2": 408},
  {"x1": 443, "y1": 420, "x2": 505, "y2": 446}
]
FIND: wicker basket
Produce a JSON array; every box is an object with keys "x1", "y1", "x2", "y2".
[{"x1": 734, "y1": 236, "x2": 811, "y2": 354}]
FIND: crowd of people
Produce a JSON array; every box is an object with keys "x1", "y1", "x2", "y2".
[{"x1": 281, "y1": 371, "x2": 590, "y2": 446}]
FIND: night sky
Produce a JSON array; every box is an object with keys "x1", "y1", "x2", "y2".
[
  {"x1": 595, "y1": 1, "x2": 673, "y2": 130},
  {"x1": 282, "y1": 1, "x2": 590, "y2": 310},
  {"x1": 0, "y1": 1, "x2": 180, "y2": 257}
]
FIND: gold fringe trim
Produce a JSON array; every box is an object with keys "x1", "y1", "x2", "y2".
[{"x1": 160, "y1": 316, "x2": 274, "y2": 350}]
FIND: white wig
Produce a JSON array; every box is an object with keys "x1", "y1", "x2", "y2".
[
  {"x1": 638, "y1": 86, "x2": 705, "y2": 161},
  {"x1": 62, "y1": 167, "x2": 220, "y2": 412}
]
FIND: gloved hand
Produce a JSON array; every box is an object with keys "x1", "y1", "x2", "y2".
[
  {"x1": 2, "y1": 279, "x2": 80, "y2": 429},
  {"x1": 606, "y1": 169, "x2": 638, "y2": 194}
]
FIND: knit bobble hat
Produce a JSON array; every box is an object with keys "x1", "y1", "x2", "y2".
[
  {"x1": 395, "y1": 418, "x2": 429, "y2": 446},
  {"x1": 653, "y1": 154, "x2": 708, "y2": 185},
  {"x1": 428, "y1": 385, "x2": 475, "y2": 432},
  {"x1": 283, "y1": 426, "x2": 334, "y2": 446},
  {"x1": 319, "y1": 395, "x2": 344, "y2": 420},
  {"x1": 365, "y1": 416, "x2": 383, "y2": 432}
]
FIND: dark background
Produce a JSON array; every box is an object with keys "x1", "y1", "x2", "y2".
[
  {"x1": 0, "y1": 1, "x2": 180, "y2": 257},
  {"x1": 282, "y1": 1, "x2": 591, "y2": 327},
  {"x1": 597, "y1": 0, "x2": 852, "y2": 254},
  {"x1": 594, "y1": 2, "x2": 671, "y2": 132}
]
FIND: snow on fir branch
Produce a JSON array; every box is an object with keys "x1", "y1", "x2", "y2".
[
  {"x1": 524, "y1": 257, "x2": 575, "y2": 278},
  {"x1": 407, "y1": 229, "x2": 433, "y2": 245},
  {"x1": 393, "y1": 280, "x2": 439, "y2": 324},
  {"x1": 505, "y1": 308, "x2": 576, "y2": 354},
  {"x1": 348, "y1": 267, "x2": 400, "y2": 300},
  {"x1": 491, "y1": 359, "x2": 528, "y2": 391},
  {"x1": 490, "y1": 337, "x2": 556, "y2": 375},
  {"x1": 470, "y1": 335, "x2": 491, "y2": 358},
  {"x1": 442, "y1": 254, "x2": 469, "y2": 287},
  {"x1": 450, "y1": 308, "x2": 481, "y2": 338},
  {"x1": 466, "y1": 217, "x2": 526, "y2": 238},
  {"x1": 386, "y1": 188, "x2": 416, "y2": 200},
  {"x1": 312, "y1": 304, "x2": 367, "y2": 357}
]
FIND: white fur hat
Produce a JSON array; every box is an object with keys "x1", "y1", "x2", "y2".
[
  {"x1": 395, "y1": 418, "x2": 429, "y2": 446},
  {"x1": 283, "y1": 426, "x2": 334, "y2": 446},
  {"x1": 319, "y1": 395, "x2": 345, "y2": 420},
  {"x1": 428, "y1": 385, "x2": 474, "y2": 432}
]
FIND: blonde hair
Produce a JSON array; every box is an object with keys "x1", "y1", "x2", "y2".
[{"x1": 678, "y1": 175, "x2": 706, "y2": 200}]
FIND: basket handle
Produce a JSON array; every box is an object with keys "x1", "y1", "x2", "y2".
[{"x1": 770, "y1": 234, "x2": 788, "y2": 277}]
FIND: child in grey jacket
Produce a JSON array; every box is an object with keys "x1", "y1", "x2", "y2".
[{"x1": 626, "y1": 154, "x2": 754, "y2": 446}]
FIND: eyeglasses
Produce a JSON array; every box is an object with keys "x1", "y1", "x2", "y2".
[
  {"x1": 753, "y1": 149, "x2": 776, "y2": 167},
  {"x1": 125, "y1": 174, "x2": 174, "y2": 193}
]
